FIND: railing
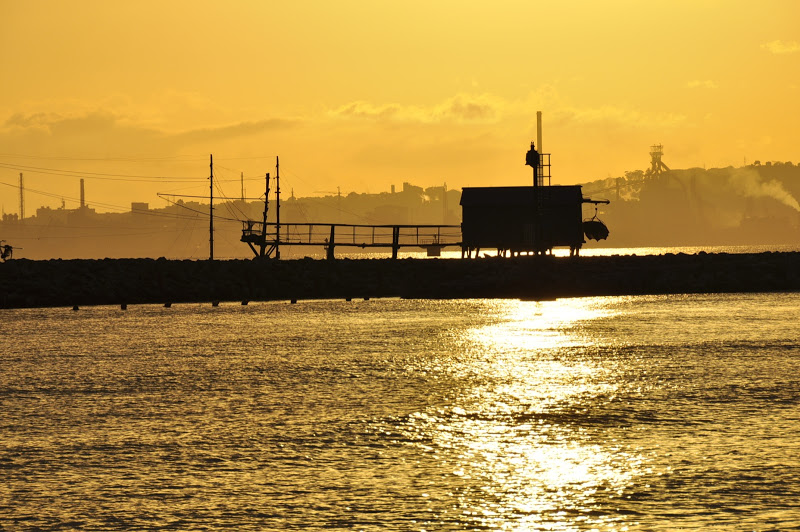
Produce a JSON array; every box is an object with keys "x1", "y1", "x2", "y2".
[{"x1": 242, "y1": 221, "x2": 462, "y2": 259}]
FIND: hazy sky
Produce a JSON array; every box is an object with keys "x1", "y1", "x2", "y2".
[{"x1": 1, "y1": 0, "x2": 799, "y2": 213}]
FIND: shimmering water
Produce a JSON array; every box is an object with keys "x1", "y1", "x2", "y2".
[{"x1": 2, "y1": 294, "x2": 800, "y2": 531}]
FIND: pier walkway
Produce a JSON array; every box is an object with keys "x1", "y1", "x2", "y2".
[{"x1": 241, "y1": 221, "x2": 462, "y2": 259}]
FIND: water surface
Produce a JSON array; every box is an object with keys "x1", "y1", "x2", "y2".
[{"x1": 2, "y1": 294, "x2": 799, "y2": 530}]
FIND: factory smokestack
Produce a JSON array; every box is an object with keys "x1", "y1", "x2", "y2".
[{"x1": 80, "y1": 179, "x2": 85, "y2": 209}]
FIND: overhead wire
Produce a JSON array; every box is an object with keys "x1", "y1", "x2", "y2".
[
  {"x1": 212, "y1": 167, "x2": 249, "y2": 221},
  {"x1": 158, "y1": 194, "x2": 242, "y2": 223},
  {"x1": 0, "y1": 162, "x2": 206, "y2": 182},
  {"x1": 278, "y1": 166, "x2": 382, "y2": 223},
  {"x1": 0, "y1": 180, "x2": 211, "y2": 223},
  {"x1": 1, "y1": 155, "x2": 392, "y2": 229},
  {"x1": 0, "y1": 156, "x2": 273, "y2": 184},
  {"x1": 0, "y1": 152, "x2": 207, "y2": 162}
]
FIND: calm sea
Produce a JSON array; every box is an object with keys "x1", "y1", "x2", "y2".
[{"x1": 2, "y1": 293, "x2": 799, "y2": 531}]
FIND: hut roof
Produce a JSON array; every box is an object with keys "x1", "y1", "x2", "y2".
[{"x1": 460, "y1": 185, "x2": 582, "y2": 207}]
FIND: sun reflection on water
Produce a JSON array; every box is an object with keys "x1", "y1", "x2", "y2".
[
  {"x1": 467, "y1": 297, "x2": 620, "y2": 352},
  {"x1": 396, "y1": 297, "x2": 647, "y2": 529}
]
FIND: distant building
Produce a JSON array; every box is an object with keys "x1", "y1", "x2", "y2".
[
  {"x1": 131, "y1": 202, "x2": 149, "y2": 217},
  {"x1": 402, "y1": 182, "x2": 424, "y2": 196},
  {"x1": 35, "y1": 206, "x2": 70, "y2": 225}
]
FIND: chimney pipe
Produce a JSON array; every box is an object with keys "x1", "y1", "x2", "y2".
[
  {"x1": 80, "y1": 179, "x2": 85, "y2": 209},
  {"x1": 536, "y1": 111, "x2": 543, "y2": 155}
]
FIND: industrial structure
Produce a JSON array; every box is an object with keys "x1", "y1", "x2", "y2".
[
  {"x1": 240, "y1": 113, "x2": 609, "y2": 259},
  {"x1": 461, "y1": 113, "x2": 609, "y2": 257},
  {"x1": 240, "y1": 157, "x2": 461, "y2": 259},
  {"x1": 648, "y1": 144, "x2": 670, "y2": 177}
]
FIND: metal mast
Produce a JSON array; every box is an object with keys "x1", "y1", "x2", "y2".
[
  {"x1": 260, "y1": 172, "x2": 270, "y2": 257},
  {"x1": 536, "y1": 110, "x2": 543, "y2": 183},
  {"x1": 275, "y1": 156, "x2": 281, "y2": 259},
  {"x1": 209, "y1": 154, "x2": 214, "y2": 261}
]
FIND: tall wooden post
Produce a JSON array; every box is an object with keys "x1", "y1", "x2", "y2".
[
  {"x1": 391, "y1": 226, "x2": 400, "y2": 259},
  {"x1": 326, "y1": 225, "x2": 336, "y2": 260}
]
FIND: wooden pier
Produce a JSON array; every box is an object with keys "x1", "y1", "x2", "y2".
[{"x1": 241, "y1": 221, "x2": 461, "y2": 259}]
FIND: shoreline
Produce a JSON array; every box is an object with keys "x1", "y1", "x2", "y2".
[{"x1": 2, "y1": 252, "x2": 799, "y2": 309}]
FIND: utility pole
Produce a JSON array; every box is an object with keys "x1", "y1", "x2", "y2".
[
  {"x1": 18, "y1": 173, "x2": 24, "y2": 223},
  {"x1": 241, "y1": 171, "x2": 245, "y2": 203},
  {"x1": 209, "y1": 154, "x2": 214, "y2": 261},
  {"x1": 275, "y1": 156, "x2": 281, "y2": 259},
  {"x1": 443, "y1": 182, "x2": 447, "y2": 224},
  {"x1": 260, "y1": 172, "x2": 270, "y2": 257}
]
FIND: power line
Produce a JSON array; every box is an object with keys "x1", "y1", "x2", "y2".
[
  {"x1": 0, "y1": 181, "x2": 208, "y2": 222},
  {"x1": 0, "y1": 162, "x2": 206, "y2": 182},
  {"x1": 158, "y1": 194, "x2": 243, "y2": 223},
  {"x1": 0, "y1": 153, "x2": 205, "y2": 162}
]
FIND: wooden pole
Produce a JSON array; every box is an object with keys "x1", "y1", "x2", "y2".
[
  {"x1": 261, "y1": 172, "x2": 270, "y2": 257},
  {"x1": 327, "y1": 225, "x2": 336, "y2": 260},
  {"x1": 209, "y1": 154, "x2": 214, "y2": 261},
  {"x1": 275, "y1": 156, "x2": 281, "y2": 259},
  {"x1": 391, "y1": 226, "x2": 400, "y2": 259}
]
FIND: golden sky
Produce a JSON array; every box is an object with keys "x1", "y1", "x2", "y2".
[{"x1": 1, "y1": 0, "x2": 799, "y2": 213}]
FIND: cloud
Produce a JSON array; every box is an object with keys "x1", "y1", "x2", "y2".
[
  {"x1": 554, "y1": 106, "x2": 687, "y2": 129},
  {"x1": 686, "y1": 80, "x2": 718, "y2": 89},
  {"x1": 330, "y1": 101, "x2": 405, "y2": 121},
  {"x1": 330, "y1": 93, "x2": 502, "y2": 124},
  {"x1": 171, "y1": 119, "x2": 297, "y2": 144},
  {"x1": 1, "y1": 109, "x2": 298, "y2": 155},
  {"x1": 761, "y1": 40, "x2": 800, "y2": 54}
]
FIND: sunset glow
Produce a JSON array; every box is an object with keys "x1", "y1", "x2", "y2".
[{"x1": 2, "y1": 1, "x2": 799, "y2": 212}]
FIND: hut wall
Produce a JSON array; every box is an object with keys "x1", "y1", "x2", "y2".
[{"x1": 460, "y1": 185, "x2": 584, "y2": 251}]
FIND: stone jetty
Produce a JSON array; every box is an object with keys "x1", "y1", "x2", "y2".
[{"x1": 1, "y1": 252, "x2": 799, "y2": 309}]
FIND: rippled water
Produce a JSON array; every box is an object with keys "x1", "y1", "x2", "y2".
[{"x1": 2, "y1": 294, "x2": 800, "y2": 530}]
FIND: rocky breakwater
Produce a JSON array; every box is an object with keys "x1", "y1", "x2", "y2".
[{"x1": 1, "y1": 252, "x2": 799, "y2": 309}]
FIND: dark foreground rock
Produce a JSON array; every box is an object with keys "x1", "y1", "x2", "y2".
[{"x1": 1, "y1": 252, "x2": 799, "y2": 309}]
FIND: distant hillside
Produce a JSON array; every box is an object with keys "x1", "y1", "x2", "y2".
[
  {"x1": 3, "y1": 162, "x2": 799, "y2": 260},
  {"x1": 0, "y1": 182, "x2": 461, "y2": 260},
  {"x1": 581, "y1": 161, "x2": 800, "y2": 247}
]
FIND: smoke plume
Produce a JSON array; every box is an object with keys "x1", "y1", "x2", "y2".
[{"x1": 729, "y1": 168, "x2": 800, "y2": 212}]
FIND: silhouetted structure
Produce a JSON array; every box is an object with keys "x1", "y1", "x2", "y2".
[
  {"x1": 526, "y1": 142, "x2": 541, "y2": 185},
  {"x1": 461, "y1": 186, "x2": 591, "y2": 256},
  {"x1": 648, "y1": 144, "x2": 670, "y2": 177},
  {"x1": 1, "y1": 241, "x2": 15, "y2": 261},
  {"x1": 461, "y1": 129, "x2": 609, "y2": 257}
]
